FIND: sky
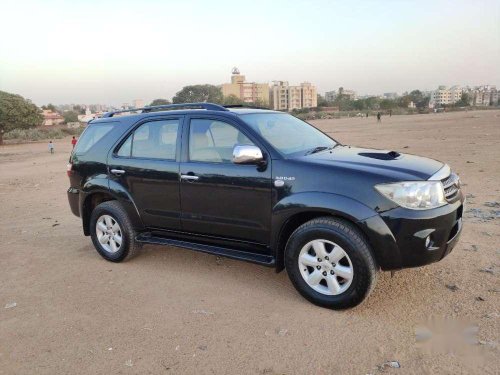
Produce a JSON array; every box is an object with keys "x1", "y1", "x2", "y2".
[{"x1": 0, "y1": 0, "x2": 499, "y2": 106}]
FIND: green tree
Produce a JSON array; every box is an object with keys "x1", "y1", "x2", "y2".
[
  {"x1": 222, "y1": 94, "x2": 243, "y2": 106},
  {"x1": 0, "y1": 91, "x2": 43, "y2": 145},
  {"x1": 379, "y1": 99, "x2": 397, "y2": 110},
  {"x1": 397, "y1": 95, "x2": 411, "y2": 108},
  {"x1": 41, "y1": 103, "x2": 57, "y2": 112},
  {"x1": 149, "y1": 98, "x2": 171, "y2": 106},
  {"x1": 172, "y1": 84, "x2": 223, "y2": 104},
  {"x1": 455, "y1": 92, "x2": 471, "y2": 107},
  {"x1": 73, "y1": 105, "x2": 85, "y2": 115},
  {"x1": 63, "y1": 110, "x2": 79, "y2": 123},
  {"x1": 408, "y1": 90, "x2": 429, "y2": 109},
  {"x1": 317, "y1": 94, "x2": 328, "y2": 107}
]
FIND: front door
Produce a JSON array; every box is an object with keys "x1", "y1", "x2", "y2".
[
  {"x1": 179, "y1": 116, "x2": 272, "y2": 247},
  {"x1": 108, "y1": 117, "x2": 182, "y2": 230}
]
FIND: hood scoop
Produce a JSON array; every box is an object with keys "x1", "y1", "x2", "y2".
[{"x1": 358, "y1": 151, "x2": 401, "y2": 160}]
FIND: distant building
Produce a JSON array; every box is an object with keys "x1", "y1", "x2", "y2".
[
  {"x1": 42, "y1": 110, "x2": 64, "y2": 126},
  {"x1": 132, "y1": 99, "x2": 144, "y2": 109},
  {"x1": 383, "y1": 92, "x2": 398, "y2": 99},
  {"x1": 470, "y1": 85, "x2": 498, "y2": 106},
  {"x1": 221, "y1": 68, "x2": 269, "y2": 105},
  {"x1": 429, "y1": 86, "x2": 463, "y2": 106},
  {"x1": 77, "y1": 107, "x2": 96, "y2": 123},
  {"x1": 326, "y1": 88, "x2": 357, "y2": 101},
  {"x1": 270, "y1": 81, "x2": 318, "y2": 111},
  {"x1": 341, "y1": 89, "x2": 357, "y2": 100},
  {"x1": 430, "y1": 85, "x2": 498, "y2": 107},
  {"x1": 325, "y1": 91, "x2": 337, "y2": 102}
]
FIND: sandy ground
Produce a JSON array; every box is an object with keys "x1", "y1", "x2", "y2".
[{"x1": 0, "y1": 110, "x2": 499, "y2": 374}]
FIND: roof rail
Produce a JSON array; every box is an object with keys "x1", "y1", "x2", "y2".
[
  {"x1": 224, "y1": 104, "x2": 270, "y2": 110},
  {"x1": 102, "y1": 102, "x2": 229, "y2": 118}
]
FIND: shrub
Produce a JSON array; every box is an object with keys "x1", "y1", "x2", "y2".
[{"x1": 4, "y1": 126, "x2": 84, "y2": 142}]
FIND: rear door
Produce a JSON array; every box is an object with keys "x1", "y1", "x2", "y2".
[
  {"x1": 107, "y1": 116, "x2": 182, "y2": 230},
  {"x1": 179, "y1": 115, "x2": 272, "y2": 248}
]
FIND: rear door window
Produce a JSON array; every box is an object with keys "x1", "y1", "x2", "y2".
[
  {"x1": 74, "y1": 123, "x2": 115, "y2": 154},
  {"x1": 116, "y1": 119, "x2": 179, "y2": 160}
]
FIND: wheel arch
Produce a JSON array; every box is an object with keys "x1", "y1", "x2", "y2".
[
  {"x1": 81, "y1": 181, "x2": 144, "y2": 236},
  {"x1": 272, "y1": 192, "x2": 401, "y2": 272}
]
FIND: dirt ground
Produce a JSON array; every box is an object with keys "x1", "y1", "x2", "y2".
[{"x1": 1, "y1": 110, "x2": 499, "y2": 374}]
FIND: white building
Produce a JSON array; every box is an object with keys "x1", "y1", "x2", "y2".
[
  {"x1": 429, "y1": 86, "x2": 463, "y2": 106},
  {"x1": 270, "y1": 81, "x2": 317, "y2": 111}
]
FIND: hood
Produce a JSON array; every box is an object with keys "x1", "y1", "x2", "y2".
[{"x1": 299, "y1": 145, "x2": 443, "y2": 181}]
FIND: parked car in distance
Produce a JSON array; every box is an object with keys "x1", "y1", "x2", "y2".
[{"x1": 67, "y1": 103, "x2": 464, "y2": 309}]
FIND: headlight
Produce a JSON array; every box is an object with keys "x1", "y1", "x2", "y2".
[{"x1": 375, "y1": 181, "x2": 446, "y2": 210}]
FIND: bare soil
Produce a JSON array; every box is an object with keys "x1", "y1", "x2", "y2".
[{"x1": 1, "y1": 110, "x2": 499, "y2": 374}]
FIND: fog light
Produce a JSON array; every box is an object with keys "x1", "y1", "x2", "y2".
[{"x1": 425, "y1": 236, "x2": 431, "y2": 248}]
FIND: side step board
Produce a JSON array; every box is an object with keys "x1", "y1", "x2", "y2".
[{"x1": 136, "y1": 233, "x2": 275, "y2": 267}]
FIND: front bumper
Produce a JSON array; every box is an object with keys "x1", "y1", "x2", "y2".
[{"x1": 379, "y1": 196, "x2": 464, "y2": 269}]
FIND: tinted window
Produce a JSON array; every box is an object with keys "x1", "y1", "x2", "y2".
[
  {"x1": 116, "y1": 136, "x2": 132, "y2": 157},
  {"x1": 189, "y1": 119, "x2": 253, "y2": 163},
  {"x1": 117, "y1": 119, "x2": 179, "y2": 159},
  {"x1": 74, "y1": 123, "x2": 114, "y2": 154},
  {"x1": 240, "y1": 113, "x2": 336, "y2": 157}
]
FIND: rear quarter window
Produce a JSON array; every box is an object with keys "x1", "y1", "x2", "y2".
[{"x1": 74, "y1": 123, "x2": 115, "y2": 154}]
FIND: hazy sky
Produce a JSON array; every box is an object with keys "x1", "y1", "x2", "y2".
[{"x1": 1, "y1": 0, "x2": 499, "y2": 106}]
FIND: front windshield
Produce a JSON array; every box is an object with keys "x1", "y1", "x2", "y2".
[{"x1": 240, "y1": 113, "x2": 337, "y2": 157}]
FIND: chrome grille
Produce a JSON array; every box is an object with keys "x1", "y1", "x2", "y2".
[{"x1": 441, "y1": 172, "x2": 460, "y2": 201}]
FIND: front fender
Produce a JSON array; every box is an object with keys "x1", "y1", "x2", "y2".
[{"x1": 272, "y1": 192, "x2": 402, "y2": 271}]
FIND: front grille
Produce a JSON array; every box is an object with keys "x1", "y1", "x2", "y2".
[{"x1": 441, "y1": 172, "x2": 460, "y2": 201}]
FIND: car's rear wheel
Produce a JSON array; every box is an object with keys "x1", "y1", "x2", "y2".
[
  {"x1": 285, "y1": 217, "x2": 378, "y2": 309},
  {"x1": 90, "y1": 201, "x2": 140, "y2": 262}
]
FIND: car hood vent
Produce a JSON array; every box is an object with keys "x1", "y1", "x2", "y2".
[{"x1": 358, "y1": 151, "x2": 401, "y2": 160}]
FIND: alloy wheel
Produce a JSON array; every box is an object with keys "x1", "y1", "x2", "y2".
[
  {"x1": 96, "y1": 215, "x2": 123, "y2": 253},
  {"x1": 298, "y1": 239, "x2": 354, "y2": 295}
]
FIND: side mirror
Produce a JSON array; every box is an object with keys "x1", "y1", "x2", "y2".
[{"x1": 232, "y1": 144, "x2": 264, "y2": 165}]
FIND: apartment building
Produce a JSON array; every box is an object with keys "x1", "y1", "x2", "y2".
[
  {"x1": 471, "y1": 85, "x2": 498, "y2": 106},
  {"x1": 270, "y1": 81, "x2": 317, "y2": 111},
  {"x1": 221, "y1": 68, "x2": 269, "y2": 105},
  {"x1": 430, "y1": 86, "x2": 463, "y2": 106},
  {"x1": 341, "y1": 89, "x2": 357, "y2": 100},
  {"x1": 325, "y1": 88, "x2": 357, "y2": 102}
]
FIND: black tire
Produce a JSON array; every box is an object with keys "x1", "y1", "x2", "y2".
[
  {"x1": 285, "y1": 217, "x2": 378, "y2": 309},
  {"x1": 89, "y1": 200, "x2": 140, "y2": 262}
]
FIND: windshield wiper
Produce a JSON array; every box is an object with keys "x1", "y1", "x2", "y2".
[{"x1": 305, "y1": 145, "x2": 335, "y2": 155}]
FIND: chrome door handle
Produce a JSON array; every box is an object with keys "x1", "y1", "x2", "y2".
[
  {"x1": 180, "y1": 174, "x2": 199, "y2": 181},
  {"x1": 110, "y1": 169, "x2": 126, "y2": 176}
]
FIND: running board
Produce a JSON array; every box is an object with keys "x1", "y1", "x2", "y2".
[{"x1": 136, "y1": 233, "x2": 275, "y2": 267}]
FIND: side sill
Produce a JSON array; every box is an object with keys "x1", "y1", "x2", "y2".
[{"x1": 136, "y1": 233, "x2": 276, "y2": 267}]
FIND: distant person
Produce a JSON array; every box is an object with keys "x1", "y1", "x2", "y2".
[
  {"x1": 48, "y1": 141, "x2": 54, "y2": 154},
  {"x1": 71, "y1": 136, "x2": 77, "y2": 149},
  {"x1": 389, "y1": 109, "x2": 392, "y2": 117},
  {"x1": 366, "y1": 112, "x2": 369, "y2": 118},
  {"x1": 377, "y1": 112, "x2": 381, "y2": 123}
]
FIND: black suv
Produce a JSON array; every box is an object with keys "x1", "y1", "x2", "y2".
[{"x1": 67, "y1": 103, "x2": 464, "y2": 309}]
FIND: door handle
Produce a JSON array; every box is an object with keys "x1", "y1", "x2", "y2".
[
  {"x1": 180, "y1": 174, "x2": 199, "y2": 181},
  {"x1": 110, "y1": 169, "x2": 126, "y2": 176}
]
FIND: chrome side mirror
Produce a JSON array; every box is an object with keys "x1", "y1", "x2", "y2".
[{"x1": 232, "y1": 144, "x2": 264, "y2": 164}]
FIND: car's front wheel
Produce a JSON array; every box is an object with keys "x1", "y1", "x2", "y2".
[
  {"x1": 89, "y1": 201, "x2": 140, "y2": 262},
  {"x1": 285, "y1": 217, "x2": 378, "y2": 309}
]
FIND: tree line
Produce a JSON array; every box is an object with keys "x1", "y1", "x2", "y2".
[
  {"x1": 0, "y1": 84, "x2": 474, "y2": 146},
  {"x1": 149, "y1": 84, "x2": 268, "y2": 108}
]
